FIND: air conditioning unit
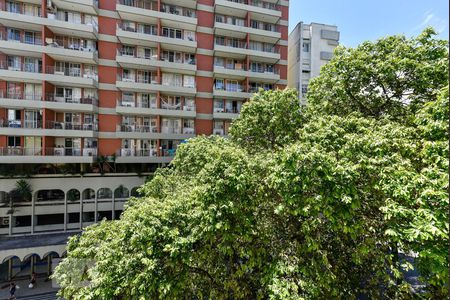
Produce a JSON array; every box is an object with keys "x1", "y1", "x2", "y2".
[{"x1": 1, "y1": 218, "x2": 9, "y2": 226}]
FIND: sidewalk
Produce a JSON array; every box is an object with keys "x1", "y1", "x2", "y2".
[{"x1": 0, "y1": 277, "x2": 59, "y2": 300}]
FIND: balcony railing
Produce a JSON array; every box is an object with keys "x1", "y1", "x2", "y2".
[
  {"x1": 0, "y1": 91, "x2": 42, "y2": 100},
  {"x1": 0, "y1": 61, "x2": 42, "y2": 73},
  {"x1": 47, "y1": 37, "x2": 97, "y2": 54},
  {"x1": 0, "y1": 31, "x2": 42, "y2": 45},
  {"x1": 0, "y1": 147, "x2": 42, "y2": 156},
  {"x1": 0, "y1": 120, "x2": 42, "y2": 129},
  {"x1": 0, "y1": 3, "x2": 42, "y2": 16},
  {"x1": 47, "y1": 93, "x2": 98, "y2": 106},
  {"x1": 117, "y1": 73, "x2": 158, "y2": 84},
  {"x1": 46, "y1": 121, "x2": 98, "y2": 131},
  {"x1": 215, "y1": 16, "x2": 279, "y2": 32},
  {"x1": 116, "y1": 124, "x2": 158, "y2": 133},
  {"x1": 47, "y1": 13, "x2": 98, "y2": 31},
  {"x1": 117, "y1": 99, "x2": 196, "y2": 111},
  {"x1": 117, "y1": 23, "x2": 157, "y2": 35},
  {"x1": 214, "y1": 106, "x2": 241, "y2": 114},
  {"x1": 46, "y1": 65, "x2": 98, "y2": 80},
  {"x1": 117, "y1": 49, "x2": 158, "y2": 60},
  {"x1": 46, "y1": 147, "x2": 97, "y2": 157},
  {"x1": 225, "y1": 0, "x2": 280, "y2": 11},
  {"x1": 160, "y1": 4, "x2": 196, "y2": 18},
  {"x1": 161, "y1": 149, "x2": 176, "y2": 157},
  {"x1": 0, "y1": 147, "x2": 97, "y2": 157},
  {"x1": 161, "y1": 127, "x2": 182, "y2": 134},
  {"x1": 117, "y1": 148, "x2": 158, "y2": 157},
  {"x1": 215, "y1": 38, "x2": 247, "y2": 49},
  {"x1": 117, "y1": 0, "x2": 158, "y2": 10},
  {"x1": 214, "y1": 84, "x2": 246, "y2": 93}
]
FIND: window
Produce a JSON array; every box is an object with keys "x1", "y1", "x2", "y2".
[
  {"x1": 215, "y1": 79, "x2": 224, "y2": 90},
  {"x1": 8, "y1": 136, "x2": 21, "y2": 147},
  {"x1": 162, "y1": 27, "x2": 182, "y2": 39},
  {"x1": 7, "y1": 28, "x2": 20, "y2": 42},
  {"x1": 301, "y1": 84, "x2": 308, "y2": 96},
  {"x1": 183, "y1": 75, "x2": 195, "y2": 88},
  {"x1": 122, "y1": 45, "x2": 135, "y2": 56},
  {"x1": 302, "y1": 41, "x2": 310, "y2": 52}
]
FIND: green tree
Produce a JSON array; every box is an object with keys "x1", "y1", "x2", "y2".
[
  {"x1": 53, "y1": 30, "x2": 448, "y2": 299},
  {"x1": 307, "y1": 27, "x2": 449, "y2": 121}
]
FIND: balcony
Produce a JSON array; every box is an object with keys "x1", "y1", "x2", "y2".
[
  {"x1": 214, "y1": 39, "x2": 280, "y2": 63},
  {"x1": 215, "y1": 0, "x2": 281, "y2": 23},
  {"x1": 0, "y1": 91, "x2": 43, "y2": 110},
  {"x1": 50, "y1": 0, "x2": 99, "y2": 15},
  {"x1": 116, "y1": 99, "x2": 196, "y2": 118},
  {"x1": 116, "y1": 74, "x2": 196, "y2": 96},
  {"x1": 116, "y1": 123, "x2": 195, "y2": 139},
  {"x1": 45, "y1": 66, "x2": 98, "y2": 88},
  {"x1": 247, "y1": 67, "x2": 280, "y2": 82},
  {"x1": 44, "y1": 39, "x2": 98, "y2": 64},
  {"x1": 116, "y1": 23, "x2": 197, "y2": 52},
  {"x1": 116, "y1": 0, "x2": 197, "y2": 31},
  {"x1": 45, "y1": 13, "x2": 98, "y2": 39},
  {"x1": 46, "y1": 93, "x2": 98, "y2": 112},
  {"x1": 116, "y1": 50, "x2": 196, "y2": 74},
  {"x1": 0, "y1": 61, "x2": 45, "y2": 83},
  {"x1": 0, "y1": 91, "x2": 97, "y2": 112},
  {"x1": 214, "y1": 19, "x2": 280, "y2": 43},
  {"x1": 213, "y1": 85, "x2": 253, "y2": 99},
  {"x1": 115, "y1": 148, "x2": 171, "y2": 163},
  {"x1": 0, "y1": 147, "x2": 96, "y2": 164},
  {"x1": 0, "y1": 119, "x2": 43, "y2": 136},
  {"x1": 44, "y1": 121, "x2": 98, "y2": 138},
  {"x1": 0, "y1": 32, "x2": 43, "y2": 58},
  {"x1": 0, "y1": 4, "x2": 44, "y2": 31},
  {"x1": 213, "y1": 107, "x2": 241, "y2": 120},
  {"x1": 213, "y1": 64, "x2": 248, "y2": 79}
]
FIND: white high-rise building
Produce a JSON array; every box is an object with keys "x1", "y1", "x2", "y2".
[{"x1": 288, "y1": 22, "x2": 339, "y2": 101}]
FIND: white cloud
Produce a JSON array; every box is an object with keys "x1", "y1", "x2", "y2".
[{"x1": 413, "y1": 10, "x2": 448, "y2": 34}]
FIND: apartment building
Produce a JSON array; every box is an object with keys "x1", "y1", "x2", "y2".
[
  {"x1": 288, "y1": 22, "x2": 339, "y2": 101},
  {"x1": 0, "y1": 0, "x2": 289, "y2": 281}
]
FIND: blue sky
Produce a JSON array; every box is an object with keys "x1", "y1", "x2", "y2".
[{"x1": 289, "y1": 0, "x2": 449, "y2": 47}]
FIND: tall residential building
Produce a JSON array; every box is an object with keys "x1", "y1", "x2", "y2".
[
  {"x1": 288, "y1": 22, "x2": 339, "y2": 100},
  {"x1": 0, "y1": 0, "x2": 289, "y2": 282}
]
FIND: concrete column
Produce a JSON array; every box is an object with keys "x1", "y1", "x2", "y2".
[
  {"x1": 112, "y1": 194, "x2": 115, "y2": 220},
  {"x1": 94, "y1": 192, "x2": 98, "y2": 223},
  {"x1": 8, "y1": 213, "x2": 12, "y2": 236},
  {"x1": 31, "y1": 193, "x2": 36, "y2": 234},
  {"x1": 63, "y1": 192, "x2": 67, "y2": 232},
  {"x1": 47, "y1": 255, "x2": 51, "y2": 276},
  {"x1": 79, "y1": 195, "x2": 83, "y2": 229}
]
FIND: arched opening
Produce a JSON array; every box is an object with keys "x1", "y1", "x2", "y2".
[
  {"x1": 114, "y1": 186, "x2": 129, "y2": 199},
  {"x1": 36, "y1": 189, "x2": 64, "y2": 202},
  {"x1": 67, "y1": 189, "x2": 80, "y2": 202},
  {"x1": 82, "y1": 188, "x2": 95, "y2": 200},
  {"x1": 0, "y1": 191, "x2": 8, "y2": 206},
  {"x1": 130, "y1": 186, "x2": 143, "y2": 197},
  {"x1": 97, "y1": 188, "x2": 112, "y2": 200}
]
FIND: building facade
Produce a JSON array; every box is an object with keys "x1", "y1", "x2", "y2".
[
  {"x1": 0, "y1": 0, "x2": 288, "y2": 282},
  {"x1": 288, "y1": 22, "x2": 339, "y2": 101}
]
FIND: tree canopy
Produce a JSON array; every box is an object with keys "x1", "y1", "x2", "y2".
[
  {"x1": 53, "y1": 30, "x2": 448, "y2": 299},
  {"x1": 307, "y1": 27, "x2": 448, "y2": 122}
]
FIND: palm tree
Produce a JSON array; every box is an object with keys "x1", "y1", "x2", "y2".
[{"x1": 7, "y1": 179, "x2": 32, "y2": 214}]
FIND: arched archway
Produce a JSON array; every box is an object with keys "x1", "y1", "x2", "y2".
[
  {"x1": 130, "y1": 186, "x2": 142, "y2": 197},
  {"x1": 114, "y1": 186, "x2": 129, "y2": 199},
  {"x1": 82, "y1": 188, "x2": 95, "y2": 200},
  {"x1": 97, "y1": 188, "x2": 112, "y2": 200},
  {"x1": 36, "y1": 189, "x2": 64, "y2": 202},
  {"x1": 67, "y1": 189, "x2": 80, "y2": 202}
]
